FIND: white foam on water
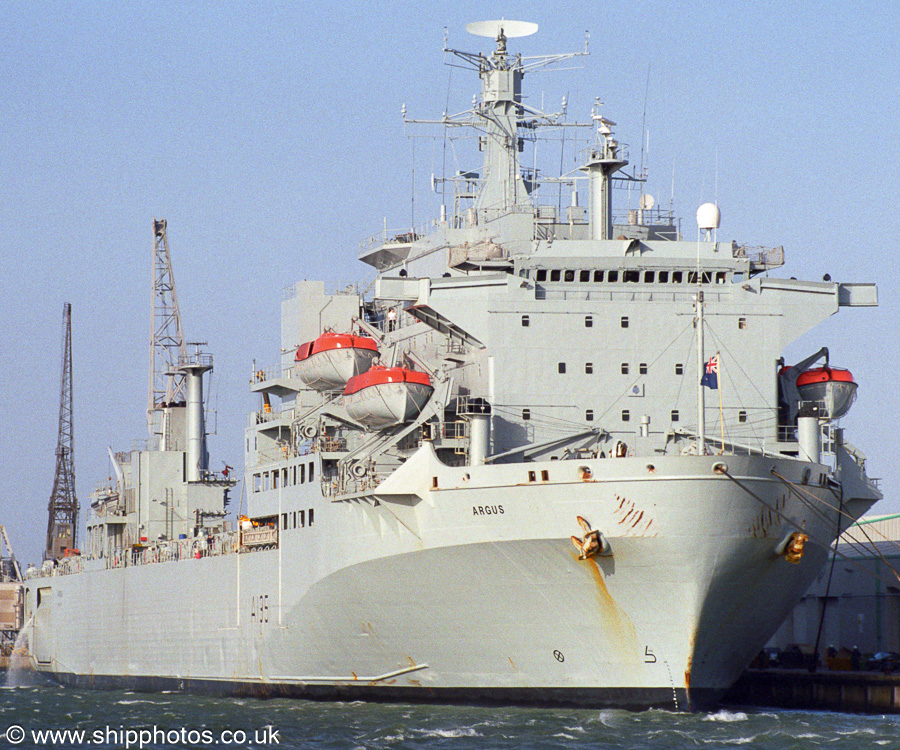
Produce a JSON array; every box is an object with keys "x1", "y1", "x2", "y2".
[{"x1": 703, "y1": 710, "x2": 748, "y2": 723}]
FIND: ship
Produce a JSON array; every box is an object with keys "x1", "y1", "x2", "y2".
[{"x1": 22, "y1": 21, "x2": 882, "y2": 711}]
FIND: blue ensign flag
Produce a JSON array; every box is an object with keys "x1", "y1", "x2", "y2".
[{"x1": 701, "y1": 354, "x2": 719, "y2": 389}]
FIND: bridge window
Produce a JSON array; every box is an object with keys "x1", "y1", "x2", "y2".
[
  {"x1": 608, "y1": 270, "x2": 619, "y2": 282},
  {"x1": 739, "y1": 410, "x2": 747, "y2": 423},
  {"x1": 644, "y1": 271, "x2": 655, "y2": 283},
  {"x1": 536, "y1": 269, "x2": 547, "y2": 282},
  {"x1": 580, "y1": 270, "x2": 591, "y2": 282},
  {"x1": 593, "y1": 270, "x2": 605, "y2": 282},
  {"x1": 624, "y1": 270, "x2": 640, "y2": 283},
  {"x1": 672, "y1": 271, "x2": 683, "y2": 283},
  {"x1": 550, "y1": 269, "x2": 561, "y2": 282},
  {"x1": 639, "y1": 363, "x2": 648, "y2": 375},
  {"x1": 564, "y1": 270, "x2": 575, "y2": 282},
  {"x1": 522, "y1": 409, "x2": 531, "y2": 420},
  {"x1": 659, "y1": 271, "x2": 669, "y2": 283}
]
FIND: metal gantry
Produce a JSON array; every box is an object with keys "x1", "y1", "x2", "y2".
[
  {"x1": 45, "y1": 303, "x2": 79, "y2": 560},
  {"x1": 148, "y1": 218, "x2": 188, "y2": 426}
]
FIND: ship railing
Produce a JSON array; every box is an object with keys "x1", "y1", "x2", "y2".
[
  {"x1": 250, "y1": 363, "x2": 299, "y2": 386},
  {"x1": 177, "y1": 352, "x2": 213, "y2": 369},
  {"x1": 535, "y1": 288, "x2": 729, "y2": 304},
  {"x1": 358, "y1": 219, "x2": 437, "y2": 255},
  {"x1": 252, "y1": 407, "x2": 296, "y2": 426},
  {"x1": 733, "y1": 244, "x2": 785, "y2": 266}
]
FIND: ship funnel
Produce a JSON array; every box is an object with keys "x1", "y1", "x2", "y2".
[
  {"x1": 179, "y1": 348, "x2": 213, "y2": 482},
  {"x1": 459, "y1": 397, "x2": 492, "y2": 466}
]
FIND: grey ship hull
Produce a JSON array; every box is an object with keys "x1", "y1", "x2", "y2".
[{"x1": 25, "y1": 452, "x2": 872, "y2": 711}]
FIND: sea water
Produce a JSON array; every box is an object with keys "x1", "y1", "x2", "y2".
[{"x1": 2, "y1": 684, "x2": 900, "y2": 750}]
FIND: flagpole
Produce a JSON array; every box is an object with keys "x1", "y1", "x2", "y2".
[
  {"x1": 696, "y1": 291, "x2": 705, "y2": 455},
  {"x1": 717, "y1": 350, "x2": 725, "y2": 452}
]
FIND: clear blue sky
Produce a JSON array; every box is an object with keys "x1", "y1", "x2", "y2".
[{"x1": 1, "y1": 0, "x2": 897, "y2": 564}]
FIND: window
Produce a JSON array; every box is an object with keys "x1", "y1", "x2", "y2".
[
  {"x1": 639, "y1": 363, "x2": 648, "y2": 375},
  {"x1": 672, "y1": 271, "x2": 683, "y2": 283},
  {"x1": 584, "y1": 315, "x2": 593, "y2": 328},
  {"x1": 622, "y1": 410, "x2": 631, "y2": 422},
  {"x1": 659, "y1": 271, "x2": 669, "y2": 283},
  {"x1": 580, "y1": 270, "x2": 591, "y2": 282},
  {"x1": 585, "y1": 362, "x2": 593, "y2": 374},
  {"x1": 536, "y1": 269, "x2": 547, "y2": 282},
  {"x1": 608, "y1": 270, "x2": 619, "y2": 282},
  {"x1": 564, "y1": 270, "x2": 575, "y2": 282},
  {"x1": 281, "y1": 513, "x2": 288, "y2": 529},
  {"x1": 550, "y1": 269, "x2": 561, "y2": 282},
  {"x1": 688, "y1": 271, "x2": 698, "y2": 284},
  {"x1": 272, "y1": 472, "x2": 278, "y2": 489},
  {"x1": 739, "y1": 410, "x2": 747, "y2": 423},
  {"x1": 558, "y1": 363, "x2": 567, "y2": 374},
  {"x1": 738, "y1": 317, "x2": 747, "y2": 330},
  {"x1": 309, "y1": 508, "x2": 314, "y2": 526},
  {"x1": 299, "y1": 510, "x2": 305, "y2": 528},
  {"x1": 309, "y1": 461, "x2": 315, "y2": 481},
  {"x1": 621, "y1": 363, "x2": 629, "y2": 375},
  {"x1": 624, "y1": 270, "x2": 640, "y2": 283},
  {"x1": 675, "y1": 363, "x2": 684, "y2": 375},
  {"x1": 644, "y1": 271, "x2": 655, "y2": 283},
  {"x1": 300, "y1": 464, "x2": 306, "y2": 484},
  {"x1": 620, "y1": 316, "x2": 629, "y2": 328},
  {"x1": 593, "y1": 270, "x2": 604, "y2": 282},
  {"x1": 541, "y1": 470, "x2": 549, "y2": 481},
  {"x1": 671, "y1": 410, "x2": 680, "y2": 422},
  {"x1": 253, "y1": 474, "x2": 261, "y2": 493},
  {"x1": 521, "y1": 314, "x2": 530, "y2": 327},
  {"x1": 292, "y1": 511, "x2": 297, "y2": 529},
  {"x1": 528, "y1": 470, "x2": 536, "y2": 482},
  {"x1": 522, "y1": 409, "x2": 531, "y2": 420},
  {"x1": 586, "y1": 409, "x2": 594, "y2": 421},
  {"x1": 716, "y1": 272, "x2": 727, "y2": 284},
  {"x1": 292, "y1": 466, "x2": 297, "y2": 485}
]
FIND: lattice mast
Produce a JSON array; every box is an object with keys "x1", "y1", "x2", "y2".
[
  {"x1": 45, "y1": 302, "x2": 79, "y2": 560},
  {"x1": 148, "y1": 218, "x2": 187, "y2": 433}
]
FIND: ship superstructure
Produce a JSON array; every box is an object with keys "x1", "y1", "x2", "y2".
[{"x1": 23, "y1": 22, "x2": 881, "y2": 710}]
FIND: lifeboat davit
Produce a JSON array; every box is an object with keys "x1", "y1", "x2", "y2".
[
  {"x1": 796, "y1": 366, "x2": 857, "y2": 419},
  {"x1": 295, "y1": 332, "x2": 379, "y2": 391},
  {"x1": 343, "y1": 366, "x2": 433, "y2": 429}
]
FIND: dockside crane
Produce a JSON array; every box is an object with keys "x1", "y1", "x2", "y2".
[{"x1": 45, "y1": 302, "x2": 79, "y2": 560}]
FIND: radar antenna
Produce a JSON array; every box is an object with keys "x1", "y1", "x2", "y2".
[
  {"x1": 45, "y1": 302, "x2": 79, "y2": 560},
  {"x1": 148, "y1": 218, "x2": 188, "y2": 431}
]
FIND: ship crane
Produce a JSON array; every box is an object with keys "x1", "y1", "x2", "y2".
[
  {"x1": 45, "y1": 302, "x2": 79, "y2": 560},
  {"x1": 148, "y1": 218, "x2": 188, "y2": 444}
]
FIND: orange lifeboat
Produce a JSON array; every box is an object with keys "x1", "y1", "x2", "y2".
[
  {"x1": 796, "y1": 366, "x2": 857, "y2": 419},
  {"x1": 295, "y1": 332, "x2": 379, "y2": 391},
  {"x1": 343, "y1": 366, "x2": 433, "y2": 429}
]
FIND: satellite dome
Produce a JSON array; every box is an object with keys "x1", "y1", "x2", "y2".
[{"x1": 696, "y1": 203, "x2": 721, "y2": 230}]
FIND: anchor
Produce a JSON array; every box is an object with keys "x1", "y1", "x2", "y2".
[{"x1": 570, "y1": 515, "x2": 611, "y2": 559}]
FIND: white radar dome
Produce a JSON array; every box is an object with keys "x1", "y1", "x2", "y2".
[{"x1": 696, "y1": 202, "x2": 721, "y2": 230}]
